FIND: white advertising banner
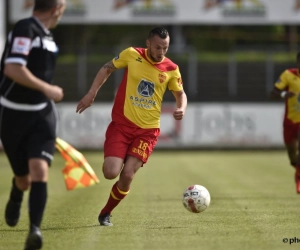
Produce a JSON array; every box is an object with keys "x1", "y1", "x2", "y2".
[
  {"x1": 54, "y1": 103, "x2": 285, "y2": 149},
  {"x1": 9, "y1": 0, "x2": 300, "y2": 24},
  {"x1": 180, "y1": 103, "x2": 284, "y2": 147}
]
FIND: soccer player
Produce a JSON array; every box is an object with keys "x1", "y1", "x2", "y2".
[
  {"x1": 270, "y1": 51, "x2": 300, "y2": 194},
  {"x1": 76, "y1": 27, "x2": 187, "y2": 226},
  {"x1": 0, "y1": 0, "x2": 66, "y2": 249}
]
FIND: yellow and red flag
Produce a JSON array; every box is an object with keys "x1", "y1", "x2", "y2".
[{"x1": 55, "y1": 137, "x2": 100, "y2": 191}]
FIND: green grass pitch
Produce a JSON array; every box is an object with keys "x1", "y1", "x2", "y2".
[{"x1": 1, "y1": 150, "x2": 300, "y2": 250}]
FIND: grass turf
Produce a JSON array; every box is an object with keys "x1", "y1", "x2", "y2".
[{"x1": 0, "y1": 150, "x2": 300, "y2": 250}]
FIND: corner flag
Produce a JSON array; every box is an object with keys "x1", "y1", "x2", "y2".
[{"x1": 55, "y1": 137, "x2": 100, "y2": 191}]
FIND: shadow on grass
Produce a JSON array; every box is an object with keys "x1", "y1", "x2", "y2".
[
  {"x1": 0, "y1": 224, "x2": 100, "y2": 232},
  {"x1": 147, "y1": 226, "x2": 187, "y2": 230}
]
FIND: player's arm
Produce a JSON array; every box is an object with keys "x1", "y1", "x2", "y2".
[
  {"x1": 270, "y1": 86, "x2": 295, "y2": 100},
  {"x1": 4, "y1": 21, "x2": 63, "y2": 102},
  {"x1": 4, "y1": 63, "x2": 63, "y2": 102},
  {"x1": 172, "y1": 90, "x2": 187, "y2": 120},
  {"x1": 270, "y1": 70, "x2": 295, "y2": 100},
  {"x1": 76, "y1": 61, "x2": 117, "y2": 114}
]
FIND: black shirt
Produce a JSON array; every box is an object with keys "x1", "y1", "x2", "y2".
[{"x1": 0, "y1": 17, "x2": 58, "y2": 104}]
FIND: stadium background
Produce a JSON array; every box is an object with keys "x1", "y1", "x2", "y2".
[{"x1": 1, "y1": 0, "x2": 300, "y2": 149}]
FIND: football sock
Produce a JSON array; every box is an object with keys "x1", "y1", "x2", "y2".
[
  {"x1": 10, "y1": 178, "x2": 24, "y2": 203},
  {"x1": 29, "y1": 182, "x2": 47, "y2": 228},
  {"x1": 100, "y1": 181, "x2": 130, "y2": 215}
]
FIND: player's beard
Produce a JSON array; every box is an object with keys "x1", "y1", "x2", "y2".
[{"x1": 148, "y1": 48, "x2": 163, "y2": 63}]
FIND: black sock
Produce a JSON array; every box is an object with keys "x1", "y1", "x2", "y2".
[
  {"x1": 10, "y1": 178, "x2": 23, "y2": 203},
  {"x1": 29, "y1": 182, "x2": 47, "y2": 228}
]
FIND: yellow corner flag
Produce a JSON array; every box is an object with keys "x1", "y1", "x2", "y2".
[{"x1": 55, "y1": 137, "x2": 100, "y2": 191}]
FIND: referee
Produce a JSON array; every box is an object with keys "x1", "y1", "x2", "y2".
[{"x1": 0, "y1": 1, "x2": 65, "y2": 249}]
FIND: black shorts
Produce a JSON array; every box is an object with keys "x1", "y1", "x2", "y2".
[{"x1": 0, "y1": 102, "x2": 57, "y2": 176}]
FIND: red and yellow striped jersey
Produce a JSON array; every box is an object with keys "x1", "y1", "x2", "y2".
[
  {"x1": 111, "y1": 47, "x2": 183, "y2": 129},
  {"x1": 275, "y1": 68, "x2": 300, "y2": 123}
]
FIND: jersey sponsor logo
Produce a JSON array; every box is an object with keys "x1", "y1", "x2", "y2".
[
  {"x1": 11, "y1": 37, "x2": 31, "y2": 55},
  {"x1": 130, "y1": 96, "x2": 156, "y2": 109},
  {"x1": 158, "y1": 73, "x2": 166, "y2": 83},
  {"x1": 137, "y1": 79, "x2": 154, "y2": 97}
]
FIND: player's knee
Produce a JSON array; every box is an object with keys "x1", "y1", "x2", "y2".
[
  {"x1": 119, "y1": 171, "x2": 134, "y2": 183},
  {"x1": 102, "y1": 161, "x2": 122, "y2": 179},
  {"x1": 15, "y1": 178, "x2": 30, "y2": 191},
  {"x1": 103, "y1": 171, "x2": 118, "y2": 180},
  {"x1": 102, "y1": 166, "x2": 119, "y2": 179}
]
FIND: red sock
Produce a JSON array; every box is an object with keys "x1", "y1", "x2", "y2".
[{"x1": 100, "y1": 181, "x2": 129, "y2": 215}]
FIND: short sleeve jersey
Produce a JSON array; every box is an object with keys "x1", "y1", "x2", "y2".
[
  {"x1": 275, "y1": 68, "x2": 300, "y2": 123},
  {"x1": 111, "y1": 47, "x2": 183, "y2": 129},
  {"x1": 0, "y1": 17, "x2": 58, "y2": 104}
]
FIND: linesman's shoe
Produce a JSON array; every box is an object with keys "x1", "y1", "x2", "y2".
[
  {"x1": 98, "y1": 213, "x2": 113, "y2": 226},
  {"x1": 5, "y1": 199, "x2": 21, "y2": 227},
  {"x1": 24, "y1": 225, "x2": 43, "y2": 250},
  {"x1": 5, "y1": 178, "x2": 23, "y2": 227}
]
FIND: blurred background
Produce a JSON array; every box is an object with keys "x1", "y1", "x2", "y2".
[{"x1": 1, "y1": 0, "x2": 299, "y2": 150}]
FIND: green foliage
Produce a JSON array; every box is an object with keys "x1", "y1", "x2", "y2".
[{"x1": 0, "y1": 150, "x2": 299, "y2": 250}]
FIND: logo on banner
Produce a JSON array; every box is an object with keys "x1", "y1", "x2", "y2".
[
  {"x1": 113, "y1": 0, "x2": 176, "y2": 17},
  {"x1": 203, "y1": 0, "x2": 266, "y2": 17},
  {"x1": 22, "y1": 0, "x2": 86, "y2": 16}
]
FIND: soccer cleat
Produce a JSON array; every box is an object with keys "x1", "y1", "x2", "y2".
[
  {"x1": 295, "y1": 170, "x2": 300, "y2": 194},
  {"x1": 5, "y1": 199, "x2": 21, "y2": 227},
  {"x1": 98, "y1": 213, "x2": 113, "y2": 226},
  {"x1": 5, "y1": 178, "x2": 23, "y2": 227},
  {"x1": 24, "y1": 225, "x2": 43, "y2": 250}
]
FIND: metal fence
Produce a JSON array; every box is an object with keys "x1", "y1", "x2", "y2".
[{"x1": 54, "y1": 46, "x2": 294, "y2": 103}]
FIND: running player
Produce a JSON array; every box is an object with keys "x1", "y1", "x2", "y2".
[
  {"x1": 270, "y1": 51, "x2": 300, "y2": 194},
  {"x1": 76, "y1": 27, "x2": 187, "y2": 226}
]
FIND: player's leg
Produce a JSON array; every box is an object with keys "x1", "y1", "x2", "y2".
[
  {"x1": 24, "y1": 158, "x2": 49, "y2": 250},
  {"x1": 283, "y1": 120, "x2": 298, "y2": 166},
  {"x1": 98, "y1": 121, "x2": 132, "y2": 226},
  {"x1": 0, "y1": 107, "x2": 30, "y2": 227},
  {"x1": 283, "y1": 120, "x2": 300, "y2": 193},
  {"x1": 98, "y1": 125, "x2": 159, "y2": 226},
  {"x1": 294, "y1": 128, "x2": 300, "y2": 194},
  {"x1": 102, "y1": 156, "x2": 125, "y2": 180},
  {"x1": 285, "y1": 140, "x2": 297, "y2": 167},
  {"x1": 99, "y1": 155, "x2": 142, "y2": 226},
  {"x1": 2, "y1": 148, "x2": 30, "y2": 227},
  {"x1": 24, "y1": 104, "x2": 57, "y2": 250},
  {"x1": 5, "y1": 175, "x2": 30, "y2": 227}
]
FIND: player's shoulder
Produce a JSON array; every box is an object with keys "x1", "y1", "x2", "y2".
[
  {"x1": 285, "y1": 68, "x2": 298, "y2": 76},
  {"x1": 14, "y1": 17, "x2": 34, "y2": 29},
  {"x1": 119, "y1": 47, "x2": 143, "y2": 57},
  {"x1": 160, "y1": 56, "x2": 178, "y2": 71},
  {"x1": 130, "y1": 47, "x2": 146, "y2": 56}
]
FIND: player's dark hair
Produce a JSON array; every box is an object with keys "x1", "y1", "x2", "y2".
[
  {"x1": 34, "y1": 0, "x2": 63, "y2": 12},
  {"x1": 148, "y1": 27, "x2": 169, "y2": 39}
]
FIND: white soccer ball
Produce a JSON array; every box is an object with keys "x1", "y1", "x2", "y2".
[{"x1": 182, "y1": 184, "x2": 211, "y2": 213}]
